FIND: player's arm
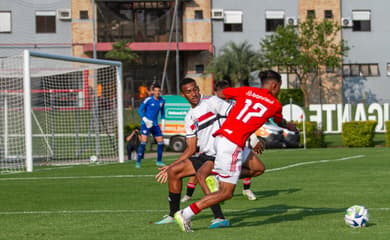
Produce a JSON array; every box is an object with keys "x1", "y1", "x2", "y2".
[
  {"x1": 155, "y1": 136, "x2": 197, "y2": 184},
  {"x1": 137, "y1": 99, "x2": 146, "y2": 118}
]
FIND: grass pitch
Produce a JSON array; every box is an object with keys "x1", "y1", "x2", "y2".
[{"x1": 0, "y1": 147, "x2": 389, "y2": 240}]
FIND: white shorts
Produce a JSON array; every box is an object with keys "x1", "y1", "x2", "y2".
[{"x1": 213, "y1": 135, "x2": 243, "y2": 184}]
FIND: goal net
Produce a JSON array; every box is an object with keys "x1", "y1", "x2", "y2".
[{"x1": 0, "y1": 50, "x2": 124, "y2": 173}]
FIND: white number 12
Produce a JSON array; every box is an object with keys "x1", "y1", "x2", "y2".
[{"x1": 236, "y1": 99, "x2": 268, "y2": 123}]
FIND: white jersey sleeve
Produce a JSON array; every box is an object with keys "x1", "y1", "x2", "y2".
[{"x1": 206, "y1": 96, "x2": 233, "y2": 117}]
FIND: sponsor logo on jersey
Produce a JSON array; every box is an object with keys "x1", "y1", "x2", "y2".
[{"x1": 246, "y1": 90, "x2": 274, "y2": 104}]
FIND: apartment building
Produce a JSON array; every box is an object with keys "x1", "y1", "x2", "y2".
[{"x1": 211, "y1": 0, "x2": 390, "y2": 104}]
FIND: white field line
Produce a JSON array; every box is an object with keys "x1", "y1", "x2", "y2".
[
  {"x1": 0, "y1": 207, "x2": 389, "y2": 216},
  {"x1": 0, "y1": 155, "x2": 365, "y2": 181},
  {"x1": 265, "y1": 155, "x2": 365, "y2": 173}
]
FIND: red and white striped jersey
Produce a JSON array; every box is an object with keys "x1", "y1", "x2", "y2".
[{"x1": 185, "y1": 95, "x2": 233, "y2": 156}]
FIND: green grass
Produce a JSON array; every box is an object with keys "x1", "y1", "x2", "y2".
[{"x1": 1, "y1": 148, "x2": 390, "y2": 240}]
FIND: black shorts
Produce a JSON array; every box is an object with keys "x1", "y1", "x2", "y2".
[{"x1": 189, "y1": 153, "x2": 215, "y2": 171}]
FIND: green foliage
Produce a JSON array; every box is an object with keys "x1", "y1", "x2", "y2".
[
  {"x1": 295, "y1": 121, "x2": 325, "y2": 148},
  {"x1": 104, "y1": 40, "x2": 139, "y2": 63},
  {"x1": 385, "y1": 121, "x2": 390, "y2": 147},
  {"x1": 207, "y1": 41, "x2": 261, "y2": 86},
  {"x1": 342, "y1": 121, "x2": 377, "y2": 147},
  {"x1": 260, "y1": 19, "x2": 349, "y2": 106},
  {"x1": 277, "y1": 89, "x2": 304, "y2": 106}
]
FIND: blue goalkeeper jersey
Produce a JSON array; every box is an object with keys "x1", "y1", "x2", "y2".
[{"x1": 138, "y1": 96, "x2": 165, "y2": 126}]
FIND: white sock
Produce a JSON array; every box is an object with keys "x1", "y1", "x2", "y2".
[{"x1": 182, "y1": 206, "x2": 195, "y2": 219}]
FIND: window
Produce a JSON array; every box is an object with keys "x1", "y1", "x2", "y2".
[
  {"x1": 0, "y1": 11, "x2": 12, "y2": 33},
  {"x1": 194, "y1": 10, "x2": 203, "y2": 20},
  {"x1": 265, "y1": 10, "x2": 285, "y2": 32},
  {"x1": 224, "y1": 10, "x2": 243, "y2": 32},
  {"x1": 307, "y1": 10, "x2": 315, "y2": 19},
  {"x1": 352, "y1": 10, "x2": 371, "y2": 31},
  {"x1": 343, "y1": 64, "x2": 379, "y2": 77},
  {"x1": 195, "y1": 64, "x2": 204, "y2": 73},
  {"x1": 324, "y1": 10, "x2": 333, "y2": 19},
  {"x1": 80, "y1": 10, "x2": 89, "y2": 20},
  {"x1": 36, "y1": 11, "x2": 56, "y2": 33}
]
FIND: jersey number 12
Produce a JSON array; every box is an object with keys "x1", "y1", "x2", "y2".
[{"x1": 236, "y1": 99, "x2": 268, "y2": 123}]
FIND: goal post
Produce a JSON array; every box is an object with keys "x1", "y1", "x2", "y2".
[{"x1": 0, "y1": 50, "x2": 124, "y2": 173}]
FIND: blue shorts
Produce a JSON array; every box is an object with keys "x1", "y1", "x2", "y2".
[{"x1": 140, "y1": 124, "x2": 163, "y2": 137}]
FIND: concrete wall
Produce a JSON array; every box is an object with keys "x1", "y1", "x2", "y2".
[{"x1": 0, "y1": 0, "x2": 72, "y2": 57}]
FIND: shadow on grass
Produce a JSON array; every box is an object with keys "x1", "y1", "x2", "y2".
[{"x1": 227, "y1": 204, "x2": 344, "y2": 227}]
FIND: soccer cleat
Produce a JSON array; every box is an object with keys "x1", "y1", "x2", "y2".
[
  {"x1": 174, "y1": 211, "x2": 193, "y2": 232},
  {"x1": 208, "y1": 218, "x2": 230, "y2": 229},
  {"x1": 156, "y1": 161, "x2": 166, "y2": 167},
  {"x1": 154, "y1": 215, "x2": 174, "y2": 224},
  {"x1": 242, "y1": 189, "x2": 257, "y2": 200},
  {"x1": 135, "y1": 162, "x2": 141, "y2": 168},
  {"x1": 206, "y1": 175, "x2": 219, "y2": 193},
  {"x1": 180, "y1": 195, "x2": 192, "y2": 203}
]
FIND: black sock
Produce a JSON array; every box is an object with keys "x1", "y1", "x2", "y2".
[
  {"x1": 210, "y1": 204, "x2": 225, "y2": 219},
  {"x1": 168, "y1": 192, "x2": 181, "y2": 217},
  {"x1": 186, "y1": 182, "x2": 196, "y2": 197},
  {"x1": 243, "y1": 183, "x2": 251, "y2": 190}
]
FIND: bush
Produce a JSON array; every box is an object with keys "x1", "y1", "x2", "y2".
[
  {"x1": 295, "y1": 121, "x2": 325, "y2": 148},
  {"x1": 385, "y1": 121, "x2": 390, "y2": 147},
  {"x1": 342, "y1": 121, "x2": 377, "y2": 147},
  {"x1": 278, "y1": 89, "x2": 304, "y2": 106}
]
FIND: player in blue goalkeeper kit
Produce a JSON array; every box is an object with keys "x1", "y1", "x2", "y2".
[{"x1": 136, "y1": 83, "x2": 166, "y2": 168}]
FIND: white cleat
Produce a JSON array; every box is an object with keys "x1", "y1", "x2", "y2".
[
  {"x1": 243, "y1": 189, "x2": 257, "y2": 201},
  {"x1": 180, "y1": 195, "x2": 192, "y2": 203}
]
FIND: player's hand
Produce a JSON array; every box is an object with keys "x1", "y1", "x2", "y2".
[
  {"x1": 155, "y1": 166, "x2": 169, "y2": 184},
  {"x1": 253, "y1": 137, "x2": 266, "y2": 154},
  {"x1": 142, "y1": 117, "x2": 153, "y2": 128}
]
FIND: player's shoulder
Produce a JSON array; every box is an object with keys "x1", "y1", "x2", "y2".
[{"x1": 143, "y1": 96, "x2": 152, "y2": 103}]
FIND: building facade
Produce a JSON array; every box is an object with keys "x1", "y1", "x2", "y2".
[
  {"x1": 1, "y1": 0, "x2": 390, "y2": 104},
  {"x1": 211, "y1": 0, "x2": 390, "y2": 104}
]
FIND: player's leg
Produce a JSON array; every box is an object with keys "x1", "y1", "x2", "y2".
[
  {"x1": 135, "y1": 127, "x2": 149, "y2": 168},
  {"x1": 240, "y1": 150, "x2": 265, "y2": 178},
  {"x1": 242, "y1": 177, "x2": 256, "y2": 200},
  {"x1": 181, "y1": 176, "x2": 198, "y2": 203},
  {"x1": 126, "y1": 142, "x2": 132, "y2": 161},
  {"x1": 194, "y1": 160, "x2": 229, "y2": 228},
  {"x1": 151, "y1": 126, "x2": 165, "y2": 166},
  {"x1": 175, "y1": 136, "x2": 241, "y2": 231},
  {"x1": 154, "y1": 158, "x2": 196, "y2": 224}
]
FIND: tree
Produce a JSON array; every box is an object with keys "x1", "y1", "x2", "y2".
[
  {"x1": 207, "y1": 41, "x2": 261, "y2": 86},
  {"x1": 260, "y1": 18, "x2": 349, "y2": 106},
  {"x1": 104, "y1": 40, "x2": 139, "y2": 63}
]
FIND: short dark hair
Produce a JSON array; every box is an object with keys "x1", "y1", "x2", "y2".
[
  {"x1": 152, "y1": 83, "x2": 161, "y2": 89},
  {"x1": 259, "y1": 70, "x2": 281, "y2": 84},
  {"x1": 214, "y1": 79, "x2": 231, "y2": 91},
  {"x1": 179, "y1": 78, "x2": 196, "y2": 90}
]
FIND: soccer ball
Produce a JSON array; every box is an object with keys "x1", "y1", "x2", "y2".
[
  {"x1": 344, "y1": 205, "x2": 369, "y2": 228},
  {"x1": 90, "y1": 155, "x2": 98, "y2": 163}
]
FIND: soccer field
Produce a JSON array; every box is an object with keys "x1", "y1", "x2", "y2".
[{"x1": 0, "y1": 147, "x2": 389, "y2": 240}]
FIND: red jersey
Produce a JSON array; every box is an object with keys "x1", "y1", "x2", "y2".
[{"x1": 213, "y1": 86, "x2": 283, "y2": 147}]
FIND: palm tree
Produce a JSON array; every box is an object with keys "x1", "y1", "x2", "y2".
[{"x1": 207, "y1": 41, "x2": 261, "y2": 86}]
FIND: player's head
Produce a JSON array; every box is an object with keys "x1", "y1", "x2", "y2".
[
  {"x1": 214, "y1": 78, "x2": 231, "y2": 99},
  {"x1": 180, "y1": 78, "x2": 201, "y2": 107},
  {"x1": 151, "y1": 83, "x2": 161, "y2": 99},
  {"x1": 259, "y1": 70, "x2": 282, "y2": 97}
]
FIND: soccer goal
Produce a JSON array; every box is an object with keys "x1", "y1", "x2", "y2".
[{"x1": 0, "y1": 50, "x2": 124, "y2": 173}]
